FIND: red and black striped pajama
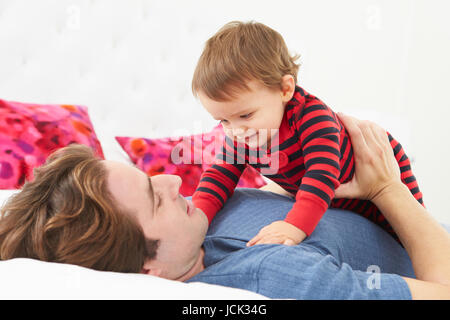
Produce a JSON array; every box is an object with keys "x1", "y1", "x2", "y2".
[{"x1": 193, "y1": 86, "x2": 424, "y2": 242}]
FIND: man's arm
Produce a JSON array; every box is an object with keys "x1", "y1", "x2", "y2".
[
  {"x1": 335, "y1": 113, "x2": 450, "y2": 299},
  {"x1": 373, "y1": 183, "x2": 450, "y2": 299}
]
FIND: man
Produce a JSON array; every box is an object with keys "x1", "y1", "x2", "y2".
[{"x1": 1, "y1": 114, "x2": 449, "y2": 299}]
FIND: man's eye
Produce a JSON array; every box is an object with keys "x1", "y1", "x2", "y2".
[
  {"x1": 240, "y1": 113, "x2": 252, "y2": 119},
  {"x1": 156, "y1": 193, "x2": 162, "y2": 208}
]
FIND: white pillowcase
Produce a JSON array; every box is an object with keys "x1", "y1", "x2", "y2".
[
  {"x1": 0, "y1": 191, "x2": 267, "y2": 300},
  {"x1": 0, "y1": 258, "x2": 267, "y2": 299}
]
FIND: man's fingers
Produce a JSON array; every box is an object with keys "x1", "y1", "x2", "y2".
[
  {"x1": 360, "y1": 121, "x2": 382, "y2": 153},
  {"x1": 372, "y1": 124, "x2": 392, "y2": 152},
  {"x1": 370, "y1": 125, "x2": 401, "y2": 178},
  {"x1": 337, "y1": 112, "x2": 370, "y2": 159},
  {"x1": 334, "y1": 181, "x2": 356, "y2": 199}
]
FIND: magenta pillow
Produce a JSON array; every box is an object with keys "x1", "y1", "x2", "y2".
[
  {"x1": 0, "y1": 99, "x2": 104, "y2": 189},
  {"x1": 115, "y1": 125, "x2": 266, "y2": 197}
]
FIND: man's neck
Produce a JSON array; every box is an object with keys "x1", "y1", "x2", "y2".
[{"x1": 176, "y1": 247, "x2": 205, "y2": 282}]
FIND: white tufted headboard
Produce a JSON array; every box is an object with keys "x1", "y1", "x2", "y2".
[
  {"x1": 1, "y1": 0, "x2": 449, "y2": 223},
  {"x1": 0, "y1": 0, "x2": 221, "y2": 162}
]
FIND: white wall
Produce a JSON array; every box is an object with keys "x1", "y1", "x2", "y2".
[{"x1": 0, "y1": 0, "x2": 449, "y2": 223}]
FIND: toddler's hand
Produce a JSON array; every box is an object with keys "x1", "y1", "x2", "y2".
[{"x1": 246, "y1": 221, "x2": 307, "y2": 246}]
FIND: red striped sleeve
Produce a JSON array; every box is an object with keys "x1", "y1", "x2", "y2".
[
  {"x1": 388, "y1": 132, "x2": 425, "y2": 207},
  {"x1": 192, "y1": 138, "x2": 245, "y2": 224},
  {"x1": 284, "y1": 99, "x2": 342, "y2": 235}
]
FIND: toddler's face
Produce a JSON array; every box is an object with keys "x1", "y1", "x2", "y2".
[{"x1": 198, "y1": 80, "x2": 287, "y2": 149}]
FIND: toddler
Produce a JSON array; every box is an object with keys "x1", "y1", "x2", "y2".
[{"x1": 191, "y1": 21, "x2": 424, "y2": 245}]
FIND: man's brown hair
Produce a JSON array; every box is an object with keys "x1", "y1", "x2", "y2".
[
  {"x1": 0, "y1": 144, "x2": 158, "y2": 273},
  {"x1": 192, "y1": 20, "x2": 300, "y2": 101}
]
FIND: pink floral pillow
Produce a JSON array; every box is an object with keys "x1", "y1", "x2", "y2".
[
  {"x1": 0, "y1": 99, "x2": 104, "y2": 189},
  {"x1": 115, "y1": 125, "x2": 266, "y2": 197}
]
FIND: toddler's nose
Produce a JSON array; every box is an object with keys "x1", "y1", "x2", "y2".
[
  {"x1": 233, "y1": 128, "x2": 258, "y2": 140},
  {"x1": 231, "y1": 127, "x2": 247, "y2": 139}
]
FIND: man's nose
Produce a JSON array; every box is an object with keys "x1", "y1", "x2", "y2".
[{"x1": 165, "y1": 175, "x2": 182, "y2": 200}]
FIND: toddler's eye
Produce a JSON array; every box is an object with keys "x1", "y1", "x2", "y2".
[
  {"x1": 220, "y1": 119, "x2": 229, "y2": 124},
  {"x1": 240, "y1": 113, "x2": 252, "y2": 119}
]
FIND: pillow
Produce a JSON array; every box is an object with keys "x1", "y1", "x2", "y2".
[
  {"x1": 115, "y1": 125, "x2": 266, "y2": 196},
  {"x1": 0, "y1": 99, "x2": 104, "y2": 189},
  {"x1": 0, "y1": 257, "x2": 268, "y2": 299},
  {"x1": 0, "y1": 188, "x2": 268, "y2": 299}
]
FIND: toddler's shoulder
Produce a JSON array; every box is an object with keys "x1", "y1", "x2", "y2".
[{"x1": 287, "y1": 86, "x2": 337, "y2": 127}]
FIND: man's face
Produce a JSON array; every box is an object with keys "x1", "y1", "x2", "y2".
[
  {"x1": 198, "y1": 80, "x2": 287, "y2": 149},
  {"x1": 103, "y1": 160, "x2": 208, "y2": 280}
]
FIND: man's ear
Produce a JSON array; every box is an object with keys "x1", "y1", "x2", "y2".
[
  {"x1": 140, "y1": 259, "x2": 163, "y2": 277},
  {"x1": 280, "y1": 75, "x2": 295, "y2": 103}
]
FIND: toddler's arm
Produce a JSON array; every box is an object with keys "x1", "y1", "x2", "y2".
[
  {"x1": 285, "y1": 103, "x2": 342, "y2": 235},
  {"x1": 193, "y1": 138, "x2": 246, "y2": 223}
]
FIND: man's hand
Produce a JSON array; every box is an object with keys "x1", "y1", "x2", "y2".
[
  {"x1": 334, "y1": 112, "x2": 402, "y2": 203},
  {"x1": 246, "y1": 221, "x2": 307, "y2": 246}
]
